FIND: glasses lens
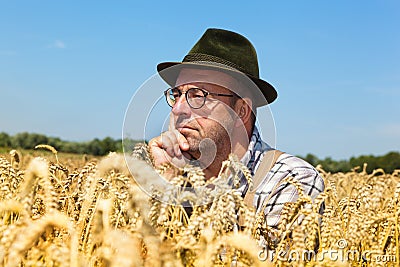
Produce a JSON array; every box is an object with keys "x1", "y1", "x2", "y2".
[
  {"x1": 187, "y1": 88, "x2": 206, "y2": 109},
  {"x1": 165, "y1": 88, "x2": 178, "y2": 107}
]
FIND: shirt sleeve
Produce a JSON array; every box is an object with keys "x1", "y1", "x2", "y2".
[{"x1": 253, "y1": 153, "x2": 325, "y2": 228}]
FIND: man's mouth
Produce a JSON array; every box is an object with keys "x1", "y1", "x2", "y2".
[
  {"x1": 177, "y1": 126, "x2": 196, "y2": 135},
  {"x1": 176, "y1": 123, "x2": 197, "y2": 133}
]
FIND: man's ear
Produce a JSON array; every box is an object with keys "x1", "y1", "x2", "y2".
[{"x1": 234, "y1": 97, "x2": 253, "y2": 126}]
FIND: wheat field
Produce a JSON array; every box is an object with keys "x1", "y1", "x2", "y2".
[{"x1": 0, "y1": 145, "x2": 399, "y2": 267}]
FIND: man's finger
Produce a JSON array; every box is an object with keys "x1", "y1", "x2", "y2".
[
  {"x1": 149, "y1": 135, "x2": 171, "y2": 166},
  {"x1": 169, "y1": 113, "x2": 189, "y2": 151},
  {"x1": 168, "y1": 112, "x2": 176, "y2": 132},
  {"x1": 161, "y1": 132, "x2": 177, "y2": 157},
  {"x1": 171, "y1": 129, "x2": 189, "y2": 151}
]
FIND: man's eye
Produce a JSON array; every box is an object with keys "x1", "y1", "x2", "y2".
[
  {"x1": 171, "y1": 90, "x2": 180, "y2": 98},
  {"x1": 190, "y1": 89, "x2": 204, "y2": 98}
]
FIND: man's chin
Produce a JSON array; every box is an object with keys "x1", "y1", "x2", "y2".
[{"x1": 185, "y1": 139, "x2": 201, "y2": 158}]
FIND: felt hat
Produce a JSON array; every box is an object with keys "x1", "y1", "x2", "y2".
[{"x1": 157, "y1": 28, "x2": 277, "y2": 106}]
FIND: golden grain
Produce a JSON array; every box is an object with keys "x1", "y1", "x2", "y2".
[{"x1": 0, "y1": 147, "x2": 398, "y2": 266}]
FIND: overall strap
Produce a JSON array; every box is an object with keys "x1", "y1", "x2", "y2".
[{"x1": 240, "y1": 149, "x2": 284, "y2": 225}]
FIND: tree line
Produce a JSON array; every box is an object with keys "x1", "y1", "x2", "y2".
[
  {"x1": 301, "y1": 152, "x2": 400, "y2": 174},
  {"x1": 0, "y1": 132, "x2": 129, "y2": 156},
  {"x1": 0, "y1": 132, "x2": 399, "y2": 173}
]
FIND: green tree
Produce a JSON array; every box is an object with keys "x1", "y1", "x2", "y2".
[
  {"x1": 0, "y1": 132, "x2": 11, "y2": 147},
  {"x1": 87, "y1": 138, "x2": 104, "y2": 156},
  {"x1": 11, "y1": 132, "x2": 30, "y2": 148},
  {"x1": 378, "y1": 152, "x2": 400, "y2": 173},
  {"x1": 100, "y1": 137, "x2": 117, "y2": 154},
  {"x1": 304, "y1": 153, "x2": 318, "y2": 166}
]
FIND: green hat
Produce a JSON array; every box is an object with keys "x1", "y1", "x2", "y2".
[{"x1": 157, "y1": 28, "x2": 277, "y2": 106}]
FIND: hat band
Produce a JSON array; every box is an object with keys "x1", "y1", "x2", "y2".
[{"x1": 183, "y1": 53, "x2": 250, "y2": 76}]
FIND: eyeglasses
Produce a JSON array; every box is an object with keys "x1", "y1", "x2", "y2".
[{"x1": 164, "y1": 87, "x2": 235, "y2": 109}]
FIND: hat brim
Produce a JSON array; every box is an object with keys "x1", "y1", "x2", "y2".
[{"x1": 157, "y1": 61, "x2": 277, "y2": 107}]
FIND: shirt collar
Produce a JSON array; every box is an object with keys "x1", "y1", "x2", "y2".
[{"x1": 240, "y1": 125, "x2": 272, "y2": 175}]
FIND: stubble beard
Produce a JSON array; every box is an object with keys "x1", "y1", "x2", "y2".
[{"x1": 185, "y1": 120, "x2": 234, "y2": 164}]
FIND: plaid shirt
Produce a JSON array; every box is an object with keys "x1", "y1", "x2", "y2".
[{"x1": 238, "y1": 126, "x2": 325, "y2": 228}]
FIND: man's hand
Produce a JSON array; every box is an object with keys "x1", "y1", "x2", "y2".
[{"x1": 149, "y1": 116, "x2": 191, "y2": 169}]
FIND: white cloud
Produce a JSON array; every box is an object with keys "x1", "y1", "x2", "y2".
[
  {"x1": 54, "y1": 40, "x2": 65, "y2": 48},
  {"x1": 48, "y1": 40, "x2": 66, "y2": 49}
]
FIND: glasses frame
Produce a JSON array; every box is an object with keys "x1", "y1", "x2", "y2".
[{"x1": 164, "y1": 87, "x2": 235, "y2": 109}]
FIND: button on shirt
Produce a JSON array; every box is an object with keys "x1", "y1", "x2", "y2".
[{"x1": 238, "y1": 126, "x2": 325, "y2": 228}]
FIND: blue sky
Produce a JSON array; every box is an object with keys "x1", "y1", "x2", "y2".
[{"x1": 0, "y1": 1, "x2": 399, "y2": 160}]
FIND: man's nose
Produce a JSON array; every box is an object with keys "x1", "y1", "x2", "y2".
[{"x1": 171, "y1": 94, "x2": 191, "y2": 116}]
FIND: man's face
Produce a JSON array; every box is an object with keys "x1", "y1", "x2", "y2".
[{"x1": 171, "y1": 68, "x2": 240, "y2": 160}]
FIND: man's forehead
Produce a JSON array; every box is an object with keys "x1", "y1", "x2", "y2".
[{"x1": 175, "y1": 68, "x2": 237, "y2": 89}]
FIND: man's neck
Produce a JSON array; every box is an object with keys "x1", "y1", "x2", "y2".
[
  {"x1": 202, "y1": 141, "x2": 249, "y2": 180},
  {"x1": 200, "y1": 125, "x2": 252, "y2": 180}
]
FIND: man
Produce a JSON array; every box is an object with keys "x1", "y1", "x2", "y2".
[{"x1": 149, "y1": 28, "x2": 324, "y2": 228}]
